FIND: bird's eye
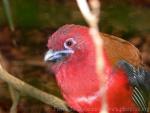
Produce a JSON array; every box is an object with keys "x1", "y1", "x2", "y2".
[
  {"x1": 64, "y1": 38, "x2": 76, "y2": 49},
  {"x1": 66, "y1": 40, "x2": 73, "y2": 46}
]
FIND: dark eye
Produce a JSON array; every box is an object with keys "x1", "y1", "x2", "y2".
[
  {"x1": 64, "y1": 38, "x2": 76, "y2": 49},
  {"x1": 66, "y1": 40, "x2": 73, "y2": 47}
]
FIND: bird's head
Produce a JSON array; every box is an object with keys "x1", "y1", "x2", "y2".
[{"x1": 44, "y1": 24, "x2": 96, "y2": 72}]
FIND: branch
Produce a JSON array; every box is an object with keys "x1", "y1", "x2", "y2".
[
  {"x1": 76, "y1": 0, "x2": 104, "y2": 74},
  {"x1": 0, "y1": 63, "x2": 70, "y2": 112},
  {"x1": 9, "y1": 85, "x2": 20, "y2": 113},
  {"x1": 76, "y1": 0, "x2": 108, "y2": 113}
]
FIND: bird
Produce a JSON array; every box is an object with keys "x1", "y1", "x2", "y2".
[{"x1": 44, "y1": 24, "x2": 150, "y2": 113}]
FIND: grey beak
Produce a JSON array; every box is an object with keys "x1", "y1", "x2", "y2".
[{"x1": 44, "y1": 49, "x2": 74, "y2": 63}]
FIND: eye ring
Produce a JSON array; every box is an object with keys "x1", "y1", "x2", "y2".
[{"x1": 64, "y1": 38, "x2": 76, "y2": 49}]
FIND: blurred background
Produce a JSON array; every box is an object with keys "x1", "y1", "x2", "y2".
[{"x1": 0, "y1": 0, "x2": 149, "y2": 113}]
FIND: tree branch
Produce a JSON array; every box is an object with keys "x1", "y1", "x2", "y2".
[
  {"x1": 9, "y1": 85, "x2": 20, "y2": 113},
  {"x1": 76, "y1": 0, "x2": 108, "y2": 113},
  {"x1": 0, "y1": 63, "x2": 70, "y2": 112}
]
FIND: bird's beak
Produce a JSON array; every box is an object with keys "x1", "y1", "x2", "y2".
[{"x1": 44, "y1": 49, "x2": 74, "y2": 63}]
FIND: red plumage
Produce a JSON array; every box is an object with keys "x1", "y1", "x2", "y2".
[{"x1": 45, "y1": 25, "x2": 145, "y2": 113}]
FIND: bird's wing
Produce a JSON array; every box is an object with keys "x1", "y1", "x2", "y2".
[
  {"x1": 101, "y1": 33, "x2": 142, "y2": 67},
  {"x1": 117, "y1": 60, "x2": 150, "y2": 113}
]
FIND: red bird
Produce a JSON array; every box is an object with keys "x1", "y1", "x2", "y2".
[{"x1": 44, "y1": 25, "x2": 150, "y2": 113}]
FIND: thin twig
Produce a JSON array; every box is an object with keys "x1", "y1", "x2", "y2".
[
  {"x1": 9, "y1": 86, "x2": 20, "y2": 113},
  {"x1": 76, "y1": 0, "x2": 108, "y2": 113}
]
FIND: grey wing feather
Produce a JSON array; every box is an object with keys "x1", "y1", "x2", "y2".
[{"x1": 117, "y1": 60, "x2": 150, "y2": 113}]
